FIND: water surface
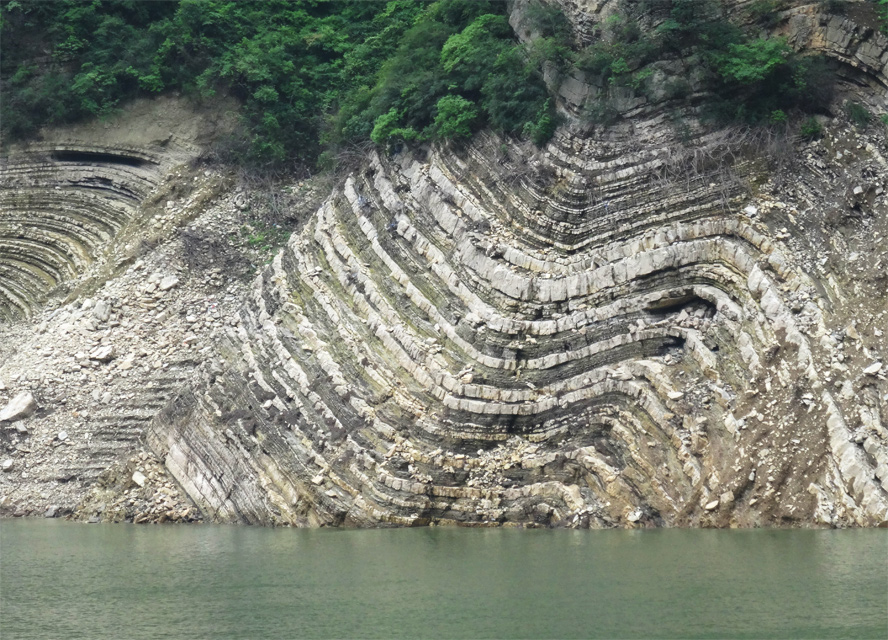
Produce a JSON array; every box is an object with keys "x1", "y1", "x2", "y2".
[{"x1": 1, "y1": 520, "x2": 885, "y2": 639}]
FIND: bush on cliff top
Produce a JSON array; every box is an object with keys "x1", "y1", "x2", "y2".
[{"x1": 574, "y1": 0, "x2": 836, "y2": 127}]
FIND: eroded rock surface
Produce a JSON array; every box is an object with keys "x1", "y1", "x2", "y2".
[
  {"x1": 142, "y1": 106, "x2": 888, "y2": 526},
  {"x1": 1, "y1": 5, "x2": 887, "y2": 527}
]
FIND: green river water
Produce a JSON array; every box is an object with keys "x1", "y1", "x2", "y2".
[{"x1": 0, "y1": 520, "x2": 885, "y2": 639}]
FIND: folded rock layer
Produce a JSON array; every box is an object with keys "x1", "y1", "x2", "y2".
[
  {"x1": 2, "y1": 4, "x2": 887, "y2": 528},
  {"x1": 0, "y1": 144, "x2": 167, "y2": 320},
  {"x1": 148, "y1": 122, "x2": 888, "y2": 527}
]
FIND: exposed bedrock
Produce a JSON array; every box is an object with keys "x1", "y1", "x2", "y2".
[
  {"x1": 2, "y1": 8, "x2": 887, "y2": 528},
  {"x1": 0, "y1": 143, "x2": 165, "y2": 319},
  {"x1": 149, "y1": 120, "x2": 888, "y2": 527},
  {"x1": 511, "y1": 2, "x2": 888, "y2": 118},
  {"x1": 0, "y1": 96, "x2": 231, "y2": 321}
]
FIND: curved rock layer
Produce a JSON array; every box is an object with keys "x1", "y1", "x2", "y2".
[
  {"x1": 141, "y1": 3, "x2": 888, "y2": 528},
  {"x1": 0, "y1": 143, "x2": 168, "y2": 320},
  {"x1": 149, "y1": 118, "x2": 888, "y2": 527},
  {"x1": 2, "y1": 4, "x2": 885, "y2": 528}
]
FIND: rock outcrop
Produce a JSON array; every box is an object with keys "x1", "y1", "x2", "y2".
[
  {"x1": 1, "y1": 4, "x2": 887, "y2": 527},
  {"x1": 0, "y1": 143, "x2": 164, "y2": 319},
  {"x1": 144, "y1": 108, "x2": 888, "y2": 526}
]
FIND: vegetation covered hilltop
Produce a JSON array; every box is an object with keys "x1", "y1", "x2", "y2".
[{"x1": 3, "y1": 0, "x2": 886, "y2": 168}]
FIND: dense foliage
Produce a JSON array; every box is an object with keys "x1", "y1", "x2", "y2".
[
  {"x1": 1, "y1": 0, "x2": 883, "y2": 166},
  {"x1": 0, "y1": 0, "x2": 554, "y2": 166},
  {"x1": 336, "y1": 1, "x2": 556, "y2": 149},
  {"x1": 568, "y1": 0, "x2": 837, "y2": 125}
]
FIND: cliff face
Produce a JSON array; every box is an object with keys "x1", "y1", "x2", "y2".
[{"x1": 1, "y1": 2, "x2": 887, "y2": 527}]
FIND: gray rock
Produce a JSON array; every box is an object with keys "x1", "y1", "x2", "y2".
[
  {"x1": 92, "y1": 300, "x2": 111, "y2": 323},
  {"x1": 132, "y1": 470, "x2": 147, "y2": 487},
  {"x1": 159, "y1": 275, "x2": 180, "y2": 291},
  {"x1": 89, "y1": 345, "x2": 116, "y2": 362},
  {"x1": 1, "y1": 459, "x2": 13, "y2": 472},
  {"x1": 0, "y1": 392, "x2": 37, "y2": 423},
  {"x1": 44, "y1": 505, "x2": 59, "y2": 518},
  {"x1": 863, "y1": 362, "x2": 883, "y2": 376}
]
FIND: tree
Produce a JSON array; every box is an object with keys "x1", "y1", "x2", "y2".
[{"x1": 433, "y1": 95, "x2": 478, "y2": 138}]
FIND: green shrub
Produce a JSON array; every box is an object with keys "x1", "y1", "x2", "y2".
[
  {"x1": 576, "y1": 13, "x2": 659, "y2": 89},
  {"x1": 769, "y1": 109, "x2": 788, "y2": 124},
  {"x1": 433, "y1": 95, "x2": 478, "y2": 139},
  {"x1": 713, "y1": 38, "x2": 792, "y2": 85},
  {"x1": 846, "y1": 102, "x2": 872, "y2": 128},
  {"x1": 370, "y1": 109, "x2": 419, "y2": 145},
  {"x1": 522, "y1": 99, "x2": 559, "y2": 145},
  {"x1": 800, "y1": 117, "x2": 822, "y2": 139}
]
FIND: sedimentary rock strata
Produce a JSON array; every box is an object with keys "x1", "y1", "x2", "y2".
[
  {"x1": 0, "y1": 95, "x2": 333, "y2": 522},
  {"x1": 0, "y1": 143, "x2": 168, "y2": 319},
  {"x1": 147, "y1": 113, "x2": 888, "y2": 526},
  {"x1": 1, "y1": 6, "x2": 887, "y2": 528}
]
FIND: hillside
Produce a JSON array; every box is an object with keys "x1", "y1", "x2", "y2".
[{"x1": 1, "y1": 0, "x2": 887, "y2": 528}]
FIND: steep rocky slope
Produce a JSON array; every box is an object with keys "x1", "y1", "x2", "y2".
[
  {"x1": 0, "y1": 97, "x2": 327, "y2": 521},
  {"x1": 1, "y1": 2, "x2": 887, "y2": 527},
  {"x1": 145, "y1": 118, "x2": 888, "y2": 527}
]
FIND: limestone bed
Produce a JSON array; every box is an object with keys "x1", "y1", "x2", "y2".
[{"x1": 1, "y1": 7, "x2": 887, "y2": 528}]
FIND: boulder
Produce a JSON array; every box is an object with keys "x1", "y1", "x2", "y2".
[
  {"x1": 0, "y1": 392, "x2": 37, "y2": 423},
  {"x1": 132, "y1": 470, "x2": 147, "y2": 487},
  {"x1": 92, "y1": 299, "x2": 111, "y2": 322},
  {"x1": 159, "y1": 275, "x2": 180, "y2": 291},
  {"x1": 863, "y1": 362, "x2": 883, "y2": 376}
]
